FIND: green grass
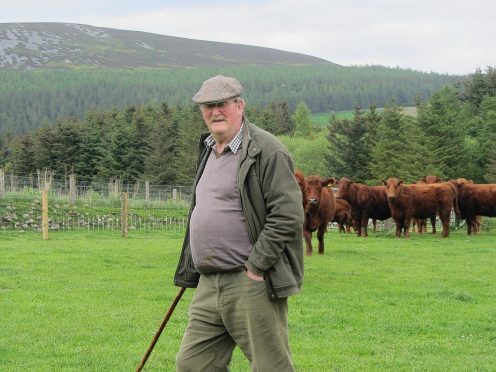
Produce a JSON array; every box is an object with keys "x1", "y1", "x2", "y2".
[
  {"x1": 1, "y1": 229, "x2": 495, "y2": 371},
  {"x1": 312, "y1": 107, "x2": 418, "y2": 127}
]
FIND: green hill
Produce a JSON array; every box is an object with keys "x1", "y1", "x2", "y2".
[{"x1": 0, "y1": 23, "x2": 464, "y2": 133}]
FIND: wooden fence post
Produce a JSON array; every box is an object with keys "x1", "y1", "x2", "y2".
[
  {"x1": 69, "y1": 174, "x2": 76, "y2": 204},
  {"x1": 145, "y1": 180, "x2": 150, "y2": 202},
  {"x1": 42, "y1": 189, "x2": 49, "y2": 240},
  {"x1": 10, "y1": 173, "x2": 15, "y2": 193},
  {"x1": 0, "y1": 169, "x2": 4, "y2": 198},
  {"x1": 121, "y1": 192, "x2": 128, "y2": 238}
]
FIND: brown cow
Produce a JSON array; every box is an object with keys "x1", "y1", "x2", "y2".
[
  {"x1": 335, "y1": 177, "x2": 391, "y2": 237},
  {"x1": 304, "y1": 175, "x2": 336, "y2": 255},
  {"x1": 415, "y1": 175, "x2": 443, "y2": 233},
  {"x1": 332, "y1": 198, "x2": 354, "y2": 233},
  {"x1": 384, "y1": 178, "x2": 455, "y2": 238},
  {"x1": 420, "y1": 175, "x2": 442, "y2": 184},
  {"x1": 448, "y1": 179, "x2": 496, "y2": 235}
]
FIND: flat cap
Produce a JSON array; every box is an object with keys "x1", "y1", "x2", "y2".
[{"x1": 192, "y1": 75, "x2": 243, "y2": 104}]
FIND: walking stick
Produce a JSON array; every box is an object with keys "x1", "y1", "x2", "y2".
[{"x1": 136, "y1": 287, "x2": 186, "y2": 372}]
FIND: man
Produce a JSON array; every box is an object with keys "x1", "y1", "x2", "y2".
[{"x1": 174, "y1": 75, "x2": 304, "y2": 371}]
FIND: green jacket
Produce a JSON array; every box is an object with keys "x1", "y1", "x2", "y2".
[{"x1": 174, "y1": 118, "x2": 304, "y2": 299}]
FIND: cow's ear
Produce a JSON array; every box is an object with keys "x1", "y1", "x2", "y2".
[
  {"x1": 322, "y1": 178, "x2": 334, "y2": 187},
  {"x1": 421, "y1": 176, "x2": 426, "y2": 183},
  {"x1": 381, "y1": 179, "x2": 386, "y2": 185},
  {"x1": 436, "y1": 177, "x2": 442, "y2": 183},
  {"x1": 398, "y1": 180, "x2": 404, "y2": 186}
]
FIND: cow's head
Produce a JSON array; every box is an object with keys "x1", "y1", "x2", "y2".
[
  {"x1": 420, "y1": 175, "x2": 442, "y2": 184},
  {"x1": 385, "y1": 177, "x2": 403, "y2": 198},
  {"x1": 448, "y1": 177, "x2": 473, "y2": 191},
  {"x1": 306, "y1": 175, "x2": 334, "y2": 206},
  {"x1": 335, "y1": 177, "x2": 353, "y2": 199}
]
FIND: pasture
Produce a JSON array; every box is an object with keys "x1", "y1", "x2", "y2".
[
  {"x1": 311, "y1": 106, "x2": 417, "y2": 127},
  {"x1": 1, "y1": 229, "x2": 495, "y2": 371}
]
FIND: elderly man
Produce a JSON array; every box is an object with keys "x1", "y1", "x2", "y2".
[{"x1": 174, "y1": 75, "x2": 304, "y2": 371}]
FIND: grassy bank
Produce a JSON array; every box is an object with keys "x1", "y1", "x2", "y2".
[{"x1": 1, "y1": 230, "x2": 495, "y2": 370}]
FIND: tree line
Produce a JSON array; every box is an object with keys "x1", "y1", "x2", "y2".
[
  {"x1": 0, "y1": 64, "x2": 461, "y2": 134},
  {"x1": 0, "y1": 67, "x2": 493, "y2": 186},
  {"x1": 0, "y1": 102, "x2": 295, "y2": 185},
  {"x1": 322, "y1": 67, "x2": 496, "y2": 184}
]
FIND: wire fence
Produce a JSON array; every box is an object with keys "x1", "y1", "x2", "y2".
[
  {"x1": 1, "y1": 171, "x2": 493, "y2": 238},
  {"x1": 0, "y1": 171, "x2": 192, "y2": 237}
]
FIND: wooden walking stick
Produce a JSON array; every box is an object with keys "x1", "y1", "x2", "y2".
[{"x1": 136, "y1": 287, "x2": 186, "y2": 372}]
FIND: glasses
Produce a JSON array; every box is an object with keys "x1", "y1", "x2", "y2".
[{"x1": 200, "y1": 99, "x2": 238, "y2": 112}]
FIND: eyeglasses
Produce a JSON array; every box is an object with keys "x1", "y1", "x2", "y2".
[{"x1": 200, "y1": 99, "x2": 238, "y2": 112}]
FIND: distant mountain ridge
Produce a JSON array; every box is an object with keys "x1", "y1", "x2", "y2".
[{"x1": 0, "y1": 22, "x2": 332, "y2": 69}]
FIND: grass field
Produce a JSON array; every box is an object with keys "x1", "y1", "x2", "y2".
[
  {"x1": 1, "y1": 229, "x2": 495, "y2": 371},
  {"x1": 311, "y1": 107, "x2": 418, "y2": 127}
]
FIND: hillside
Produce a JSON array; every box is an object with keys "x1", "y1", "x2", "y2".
[
  {"x1": 0, "y1": 22, "x2": 331, "y2": 69},
  {"x1": 0, "y1": 23, "x2": 465, "y2": 134}
]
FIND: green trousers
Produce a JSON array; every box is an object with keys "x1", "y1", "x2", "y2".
[{"x1": 176, "y1": 271, "x2": 295, "y2": 372}]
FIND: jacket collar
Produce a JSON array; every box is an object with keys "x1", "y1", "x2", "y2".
[{"x1": 241, "y1": 116, "x2": 261, "y2": 160}]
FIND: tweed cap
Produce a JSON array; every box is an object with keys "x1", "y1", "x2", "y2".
[{"x1": 192, "y1": 75, "x2": 243, "y2": 104}]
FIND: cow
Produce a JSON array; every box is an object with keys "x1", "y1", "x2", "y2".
[
  {"x1": 303, "y1": 175, "x2": 336, "y2": 255},
  {"x1": 448, "y1": 179, "x2": 496, "y2": 235},
  {"x1": 335, "y1": 177, "x2": 391, "y2": 237},
  {"x1": 384, "y1": 177, "x2": 455, "y2": 238},
  {"x1": 415, "y1": 175, "x2": 443, "y2": 233},
  {"x1": 420, "y1": 175, "x2": 442, "y2": 184},
  {"x1": 332, "y1": 198, "x2": 354, "y2": 233}
]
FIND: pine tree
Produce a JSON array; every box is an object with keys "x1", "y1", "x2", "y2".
[
  {"x1": 293, "y1": 101, "x2": 313, "y2": 138},
  {"x1": 327, "y1": 107, "x2": 375, "y2": 182},
  {"x1": 369, "y1": 102, "x2": 426, "y2": 183},
  {"x1": 12, "y1": 133, "x2": 37, "y2": 175},
  {"x1": 76, "y1": 111, "x2": 108, "y2": 183},
  {"x1": 417, "y1": 86, "x2": 469, "y2": 180}
]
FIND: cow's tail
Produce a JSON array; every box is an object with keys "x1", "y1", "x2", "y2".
[{"x1": 449, "y1": 183, "x2": 461, "y2": 217}]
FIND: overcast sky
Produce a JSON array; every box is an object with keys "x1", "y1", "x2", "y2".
[{"x1": 2, "y1": 0, "x2": 494, "y2": 75}]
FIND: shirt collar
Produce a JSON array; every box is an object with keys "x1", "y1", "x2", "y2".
[{"x1": 204, "y1": 122, "x2": 244, "y2": 154}]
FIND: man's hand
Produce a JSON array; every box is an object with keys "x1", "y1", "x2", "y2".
[{"x1": 245, "y1": 269, "x2": 264, "y2": 281}]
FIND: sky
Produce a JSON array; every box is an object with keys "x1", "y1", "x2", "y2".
[{"x1": 1, "y1": 0, "x2": 495, "y2": 75}]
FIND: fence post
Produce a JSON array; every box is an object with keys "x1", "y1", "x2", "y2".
[
  {"x1": 121, "y1": 192, "x2": 128, "y2": 238},
  {"x1": 10, "y1": 173, "x2": 15, "y2": 193},
  {"x1": 69, "y1": 174, "x2": 77, "y2": 204},
  {"x1": 114, "y1": 178, "x2": 120, "y2": 197},
  {"x1": 173, "y1": 188, "x2": 177, "y2": 200},
  {"x1": 0, "y1": 169, "x2": 4, "y2": 198},
  {"x1": 42, "y1": 189, "x2": 49, "y2": 240},
  {"x1": 145, "y1": 180, "x2": 150, "y2": 202}
]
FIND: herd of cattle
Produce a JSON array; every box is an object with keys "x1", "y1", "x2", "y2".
[{"x1": 294, "y1": 171, "x2": 496, "y2": 255}]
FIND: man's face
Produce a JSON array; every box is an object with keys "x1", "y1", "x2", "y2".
[{"x1": 200, "y1": 98, "x2": 244, "y2": 140}]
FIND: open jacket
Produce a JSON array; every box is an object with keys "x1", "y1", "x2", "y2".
[{"x1": 174, "y1": 118, "x2": 304, "y2": 299}]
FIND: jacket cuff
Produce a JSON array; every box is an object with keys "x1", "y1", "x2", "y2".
[{"x1": 244, "y1": 261, "x2": 264, "y2": 276}]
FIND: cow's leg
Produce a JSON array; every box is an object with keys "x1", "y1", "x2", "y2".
[
  {"x1": 420, "y1": 219, "x2": 427, "y2": 234},
  {"x1": 467, "y1": 218, "x2": 477, "y2": 235},
  {"x1": 440, "y1": 214, "x2": 450, "y2": 238},
  {"x1": 394, "y1": 220, "x2": 402, "y2": 238},
  {"x1": 430, "y1": 215, "x2": 436, "y2": 234},
  {"x1": 404, "y1": 217, "x2": 411, "y2": 238},
  {"x1": 316, "y1": 224, "x2": 326, "y2": 255},
  {"x1": 466, "y1": 219, "x2": 472, "y2": 235},
  {"x1": 355, "y1": 215, "x2": 362, "y2": 237},
  {"x1": 303, "y1": 229, "x2": 313, "y2": 255},
  {"x1": 361, "y1": 216, "x2": 369, "y2": 237}
]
